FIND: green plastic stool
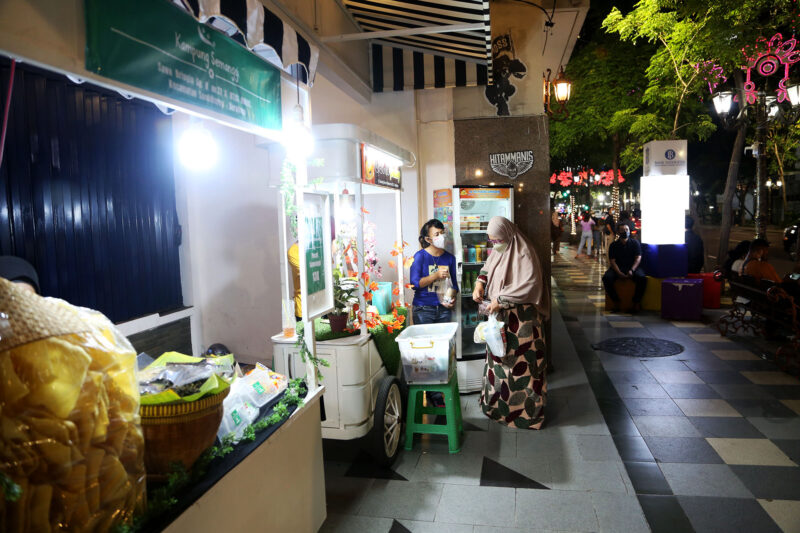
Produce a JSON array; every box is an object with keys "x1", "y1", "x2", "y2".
[{"x1": 404, "y1": 371, "x2": 463, "y2": 453}]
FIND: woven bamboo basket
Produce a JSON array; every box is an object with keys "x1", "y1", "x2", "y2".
[{"x1": 140, "y1": 388, "x2": 229, "y2": 481}]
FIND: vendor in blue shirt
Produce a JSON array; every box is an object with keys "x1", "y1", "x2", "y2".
[{"x1": 410, "y1": 219, "x2": 459, "y2": 324}]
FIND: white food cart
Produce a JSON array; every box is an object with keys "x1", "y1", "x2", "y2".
[{"x1": 273, "y1": 124, "x2": 414, "y2": 465}]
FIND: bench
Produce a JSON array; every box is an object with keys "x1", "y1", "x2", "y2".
[
  {"x1": 604, "y1": 278, "x2": 636, "y2": 312},
  {"x1": 715, "y1": 271, "x2": 799, "y2": 374}
]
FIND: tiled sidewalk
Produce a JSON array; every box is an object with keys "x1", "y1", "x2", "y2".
[
  {"x1": 321, "y1": 261, "x2": 649, "y2": 532},
  {"x1": 552, "y1": 245, "x2": 800, "y2": 533},
  {"x1": 319, "y1": 244, "x2": 799, "y2": 532}
]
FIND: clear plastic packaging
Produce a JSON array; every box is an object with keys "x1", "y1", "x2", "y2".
[
  {"x1": 240, "y1": 363, "x2": 287, "y2": 408},
  {"x1": 0, "y1": 279, "x2": 145, "y2": 532},
  {"x1": 217, "y1": 385, "x2": 259, "y2": 443},
  {"x1": 216, "y1": 365, "x2": 287, "y2": 443},
  {"x1": 437, "y1": 277, "x2": 457, "y2": 306},
  {"x1": 137, "y1": 353, "x2": 233, "y2": 405}
]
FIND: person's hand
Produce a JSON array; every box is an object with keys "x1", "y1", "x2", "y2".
[
  {"x1": 472, "y1": 283, "x2": 485, "y2": 303},
  {"x1": 487, "y1": 299, "x2": 501, "y2": 314},
  {"x1": 627, "y1": 269, "x2": 634, "y2": 277},
  {"x1": 435, "y1": 269, "x2": 449, "y2": 280},
  {"x1": 442, "y1": 299, "x2": 455, "y2": 309}
]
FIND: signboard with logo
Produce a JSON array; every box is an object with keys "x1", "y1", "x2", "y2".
[
  {"x1": 300, "y1": 192, "x2": 334, "y2": 320},
  {"x1": 360, "y1": 144, "x2": 402, "y2": 189},
  {"x1": 84, "y1": 0, "x2": 282, "y2": 131},
  {"x1": 641, "y1": 140, "x2": 689, "y2": 245},
  {"x1": 489, "y1": 150, "x2": 534, "y2": 179},
  {"x1": 643, "y1": 140, "x2": 688, "y2": 176},
  {"x1": 459, "y1": 188, "x2": 511, "y2": 199}
]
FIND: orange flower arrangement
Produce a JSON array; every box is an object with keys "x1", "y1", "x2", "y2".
[{"x1": 345, "y1": 240, "x2": 413, "y2": 333}]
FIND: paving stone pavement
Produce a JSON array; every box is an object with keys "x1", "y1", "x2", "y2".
[{"x1": 320, "y1": 243, "x2": 800, "y2": 532}]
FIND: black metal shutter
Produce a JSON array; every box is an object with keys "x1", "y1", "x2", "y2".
[{"x1": 0, "y1": 59, "x2": 183, "y2": 323}]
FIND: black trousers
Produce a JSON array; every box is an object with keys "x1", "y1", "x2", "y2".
[{"x1": 603, "y1": 268, "x2": 647, "y2": 303}]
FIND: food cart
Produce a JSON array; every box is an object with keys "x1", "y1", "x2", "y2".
[{"x1": 272, "y1": 123, "x2": 414, "y2": 466}]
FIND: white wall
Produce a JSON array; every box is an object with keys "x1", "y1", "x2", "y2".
[
  {"x1": 175, "y1": 113, "x2": 282, "y2": 363},
  {"x1": 416, "y1": 90, "x2": 457, "y2": 221}
]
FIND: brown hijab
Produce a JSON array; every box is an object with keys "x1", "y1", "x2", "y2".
[{"x1": 484, "y1": 216, "x2": 549, "y2": 319}]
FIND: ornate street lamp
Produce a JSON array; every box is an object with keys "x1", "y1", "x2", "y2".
[
  {"x1": 765, "y1": 178, "x2": 783, "y2": 224},
  {"x1": 544, "y1": 66, "x2": 571, "y2": 120},
  {"x1": 703, "y1": 34, "x2": 800, "y2": 239}
]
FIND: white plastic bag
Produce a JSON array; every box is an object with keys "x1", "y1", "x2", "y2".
[
  {"x1": 484, "y1": 314, "x2": 506, "y2": 358},
  {"x1": 436, "y1": 275, "x2": 456, "y2": 305}
]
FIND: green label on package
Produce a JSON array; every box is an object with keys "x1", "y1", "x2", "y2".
[
  {"x1": 253, "y1": 382, "x2": 266, "y2": 395},
  {"x1": 231, "y1": 409, "x2": 242, "y2": 426},
  {"x1": 84, "y1": 0, "x2": 282, "y2": 130}
]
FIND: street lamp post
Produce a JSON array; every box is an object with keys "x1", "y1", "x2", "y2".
[
  {"x1": 705, "y1": 33, "x2": 800, "y2": 239},
  {"x1": 765, "y1": 178, "x2": 783, "y2": 224},
  {"x1": 544, "y1": 66, "x2": 572, "y2": 120},
  {"x1": 711, "y1": 90, "x2": 792, "y2": 238}
]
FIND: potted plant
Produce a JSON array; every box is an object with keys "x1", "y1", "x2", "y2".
[{"x1": 331, "y1": 269, "x2": 358, "y2": 332}]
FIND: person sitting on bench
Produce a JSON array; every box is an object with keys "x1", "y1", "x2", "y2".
[
  {"x1": 602, "y1": 225, "x2": 647, "y2": 312},
  {"x1": 742, "y1": 238, "x2": 782, "y2": 284}
]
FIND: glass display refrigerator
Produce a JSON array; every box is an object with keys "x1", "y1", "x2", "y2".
[{"x1": 452, "y1": 185, "x2": 514, "y2": 392}]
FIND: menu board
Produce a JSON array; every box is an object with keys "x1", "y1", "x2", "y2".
[
  {"x1": 304, "y1": 216, "x2": 325, "y2": 295},
  {"x1": 300, "y1": 192, "x2": 334, "y2": 320}
]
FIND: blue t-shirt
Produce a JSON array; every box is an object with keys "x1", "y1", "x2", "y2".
[{"x1": 410, "y1": 248, "x2": 459, "y2": 307}]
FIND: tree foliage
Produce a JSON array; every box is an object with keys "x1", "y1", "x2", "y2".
[
  {"x1": 550, "y1": 37, "x2": 651, "y2": 172},
  {"x1": 602, "y1": 0, "x2": 716, "y2": 167},
  {"x1": 601, "y1": 0, "x2": 796, "y2": 169}
]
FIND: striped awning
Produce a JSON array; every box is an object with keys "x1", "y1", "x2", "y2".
[
  {"x1": 342, "y1": 0, "x2": 492, "y2": 92},
  {"x1": 173, "y1": 0, "x2": 319, "y2": 85},
  {"x1": 372, "y1": 43, "x2": 488, "y2": 91}
]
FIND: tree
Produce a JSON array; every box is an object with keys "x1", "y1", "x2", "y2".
[
  {"x1": 550, "y1": 36, "x2": 652, "y2": 216},
  {"x1": 603, "y1": 0, "x2": 796, "y2": 264},
  {"x1": 767, "y1": 121, "x2": 800, "y2": 222},
  {"x1": 602, "y1": 1, "x2": 716, "y2": 155}
]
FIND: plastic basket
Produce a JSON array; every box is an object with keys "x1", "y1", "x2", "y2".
[{"x1": 395, "y1": 322, "x2": 458, "y2": 384}]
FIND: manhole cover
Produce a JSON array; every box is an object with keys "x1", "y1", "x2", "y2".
[{"x1": 592, "y1": 337, "x2": 684, "y2": 357}]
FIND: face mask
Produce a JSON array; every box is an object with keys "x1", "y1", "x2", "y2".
[
  {"x1": 431, "y1": 235, "x2": 445, "y2": 249},
  {"x1": 493, "y1": 242, "x2": 508, "y2": 254}
]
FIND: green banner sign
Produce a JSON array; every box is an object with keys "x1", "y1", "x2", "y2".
[
  {"x1": 85, "y1": 0, "x2": 281, "y2": 131},
  {"x1": 304, "y1": 215, "x2": 326, "y2": 295}
]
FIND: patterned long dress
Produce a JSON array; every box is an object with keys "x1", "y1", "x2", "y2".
[{"x1": 479, "y1": 303, "x2": 546, "y2": 429}]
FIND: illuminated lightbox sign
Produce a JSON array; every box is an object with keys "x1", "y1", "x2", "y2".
[
  {"x1": 459, "y1": 188, "x2": 511, "y2": 199},
  {"x1": 361, "y1": 144, "x2": 402, "y2": 189},
  {"x1": 641, "y1": 175, "x2": 690, "y2": 245},
  {"x1": 643, "y1": 140, "x2": 687, "y2": 176}
]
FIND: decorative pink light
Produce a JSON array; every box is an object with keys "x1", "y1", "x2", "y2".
[
  {"x1": 695, "y1": 60, "x2": 727, "y2": 94},
  {"x1": 551, "y1": 168, "x2": 624, "y2": 188},
  {"x1": 741, "y1": 33, "x2": 800, "y2": 104}
]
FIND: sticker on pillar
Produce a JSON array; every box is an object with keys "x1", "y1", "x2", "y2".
[
  {"x1": 489, "y1": 150, "x2": 534, "y2": 179},
  {"x1": 484, "y1": 33, "x2": 527, "y2": 116}
]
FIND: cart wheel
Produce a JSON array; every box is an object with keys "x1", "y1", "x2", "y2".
[{"x1": 371, "y1": 376, "x2": 403, "y2": 467}]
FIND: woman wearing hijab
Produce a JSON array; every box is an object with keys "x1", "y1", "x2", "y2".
[{"x1": 472, "y1": 217, "x2": 548, "y2": 429}]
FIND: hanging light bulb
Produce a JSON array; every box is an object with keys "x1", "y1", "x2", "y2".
[
  {"x1": 178, "y1": 124, "x2": 218, "y2": 171},
  {"x1": 283, "y1": 104, "x2": 314, "y2": 160}
]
